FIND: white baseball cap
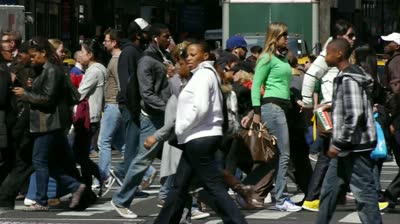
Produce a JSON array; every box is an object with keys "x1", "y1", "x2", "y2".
[
  {"x1": 134, "y1": 18, "x2": 150, "y2": 31},
  {"x1": 381, "y1": 32, "x2": 400, "y2": 45}
]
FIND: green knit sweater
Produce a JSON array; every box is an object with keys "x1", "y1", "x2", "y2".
[{"x1": 251, "y1": 53, "x2": 291, "y2": 114}]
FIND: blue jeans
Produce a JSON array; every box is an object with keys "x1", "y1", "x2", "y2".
[
  {"x1": 32, "y1": 130, "x2": 81, "y2": 206},
  {"x1": 119, "y1": 105, "x2": 140, "y2": 177},
  {"x1": 113, "y1": 113, "x2": 164, "y2": 208},
  {"x1": 159, "y1": 175, "x2": 174, "y2": 201},
  {"x1": 317, "y1": 152, "x2": 382, "y2": 224},
  {"x1": 98, "y1": 104, "x2": 125, "y2": 180},
  {"x1": 26, "y1": 173, "x2": 57, "y2": 200},
  {"x1": 261, "y1": 103, "x2": 290, "y2": 205}
]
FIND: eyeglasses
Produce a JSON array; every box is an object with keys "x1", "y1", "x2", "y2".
[{"x1": 279, "y1": 32, "x2": 289, "y2": 39}]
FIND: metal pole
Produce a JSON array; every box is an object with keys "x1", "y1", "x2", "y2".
[
  {"x1": 312, "y1": 0, "x2": 319, "y2": 54},
  {"x1": 222, "y1": 0, "x2": 229, "y2": 49}
]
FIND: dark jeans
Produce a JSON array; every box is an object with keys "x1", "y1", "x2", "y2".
[
  {"x1": 384, "y1": 135, "x2": 400, "y2": 202},
  {"x1": 317, "y1": 152, "x2": 382, "y2": 224},
  {"x1": 32, "y1": 130, "x2": 81, "y2": 206},
  {"x1": 73, "y1": 122, "x2": 102, "y2": 186},
  {"x1": 154, "y1": 136, "x2": 247, "y2": 224},
  {"x1": 305, "y1": 136, "x2": 331, "y2": 201}
]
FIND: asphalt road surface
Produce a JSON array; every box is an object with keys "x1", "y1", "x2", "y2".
[{"x1": 1, "y1": 153, "x2": 399, "y2": 224}]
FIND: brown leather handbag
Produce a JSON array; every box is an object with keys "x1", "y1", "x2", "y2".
[{"x1": 235, "y1": 122, "x2": 277, "y2": 163}]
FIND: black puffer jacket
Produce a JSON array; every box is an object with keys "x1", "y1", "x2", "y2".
[{"x1": 21, "y1": 62, "x2": 69, "y2": 133}]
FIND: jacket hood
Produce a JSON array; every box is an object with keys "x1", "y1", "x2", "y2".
[
  {"x1": 89, "y1": 62, "x2": 107, "y2": 75},
  {"x1": 120, "y1": 40, "x2": 140, "y2": 51},
  {"x1": 342, "y1": 65, "x2": 375, "y2": 95}
]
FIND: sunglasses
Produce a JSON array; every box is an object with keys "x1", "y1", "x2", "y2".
[
  {"x1": 346, "y1": 33, "x2": 356, "y2": 39},
  {"x1": 280, "y1": 32, "x2": 289, "y2": 39},
  {"x1": 29, "y1": 39, "x2": 39, "y2": 47}
]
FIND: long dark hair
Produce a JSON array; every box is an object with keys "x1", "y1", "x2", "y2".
[
  {"x1": 28, "y1": 36, "x2": 61, "y2": 65},
  {"x1": 332, "y1": 19, "x2": 353, "y2": 38},
  {"x1": 354, "y1": 44, "x2": 377, "y2": 76},
  {"x1": 81, "y1": 38, "x2": 106, "y2": 65}
]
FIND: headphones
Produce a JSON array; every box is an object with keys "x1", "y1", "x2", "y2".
[{"x1": 154, "y1": 37, "x2": 158, "y2": 43}]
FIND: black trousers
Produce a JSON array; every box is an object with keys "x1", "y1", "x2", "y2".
[
  {"x1": 384, "y1": 135, "x2": 400, "y2": 202},
  {"x1": 0, "y1": 131, "x2": 33, "y2": 208},
  {"x1": 154, "y1": 136, "x2": 247, "y2": 224},
  {"x1": 305, "y1": 136, "x2": 331, "y2": 201}
]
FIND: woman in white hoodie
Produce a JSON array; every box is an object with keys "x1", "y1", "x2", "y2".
[
  {"x1": 154, "y1": 41, "x2": 247, "y2": 224},
  {"x1": 74, "y1": 39, "x2": 107, "y2": 191}
]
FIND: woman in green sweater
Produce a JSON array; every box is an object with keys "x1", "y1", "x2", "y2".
[{"x1": 251, "y1": 22, "x2": 302, "y2": 212}]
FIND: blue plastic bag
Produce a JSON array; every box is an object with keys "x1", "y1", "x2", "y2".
[{"x1": 371, "y1": 113, "x2": 388, "y2": 160}]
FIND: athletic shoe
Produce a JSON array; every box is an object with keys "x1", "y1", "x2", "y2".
[
  {"x1": 264, "y1": 193, "x2": 272, "y2": 204},
  {"x1": 24, "y1": 203, "x2": 49, "y2": 212},
  {"x1": 140, "y1": 171, "x2": 158, "y2": 190},
  {"x1": 379, "y1": 201, "x2": 389, "y2": 211},
  {"x1": 110, "y1": 169, "x2": 123, "y2": 186},
  {"x1": 302, "y1": 199, "x2": 319, "y2": 212},
  {"x1": 111, "y1": 200, "x2": 138, "y2": 219},
  {"x1": 191, "y1": 208, "x2": 210, "y2": 220},
  {"x1": 276, "y1": 198, "x2": 302, "y2": 212},
  {"x1": 24, "y1": 198, "x2": 36, "y2": 207},
  {"x1": 308, "y1": 153, "x2": 318, "y2": 162},
  {"x1": 100, "y1": 176, "x2": 116, "y2": 197},
  {"x1": 157, "y1": 200, "x2": 165, "y2": 208}
]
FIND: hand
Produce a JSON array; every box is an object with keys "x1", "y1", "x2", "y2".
[
  {"x1": 166, "y1": 64, "x2": 175, "y2": 78},
  {"x1": 296, "y1": 100, "x2": 304, "y2": 112},
  {"x1": 327, "y1": 146, "x2": 340, "y2": 158},
  {"x1": 10, "y1": 73, "x2": 16, "y2": 83},
  {"x1": 252, "y1": 114, "x2": 261, "y2": 124},
  {"x1": 144, "y1": 135, "x2": 158, "y2": 150},
  {"x1": 241, "y1": 116, "x2": 251, "y2": 128},
  {"x1": 27, "y1": 78, "x2": 32, "y2": 88},
  {"x1": 314, "y1": 103, "x2": 332, "y2": 113},
  {"x1": 12, "y1": 87, "x2": 25, "y2": 97},
  {"x1": 373, "y1": 104, "x2": 379, "y2": 113}
]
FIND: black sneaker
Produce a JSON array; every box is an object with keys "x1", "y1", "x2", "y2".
[{"x1": 134, "y1": 190, "x2": 149, "y2": 198}]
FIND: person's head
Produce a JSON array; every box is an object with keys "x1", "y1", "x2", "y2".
[
  {"x1": 17, "y1": 41, "x2": 31, "y2": 65},
  {"x1": 170, "y1": 41, "x2": 191, "y2": 79},
  {"x1": 262, "y1": 22, "x2": 289, "y2": 57},
  {"x1": 1, "y1": 32, "x2": 14, "y2": 53},
  {"x1": 354, "y1": 44, "x2": 377, "y2": 76},
  {"x1": 73, "y1": 50, "x2": 83, "y2": 64},
  {"x1": 1, "y1": 31, "x2": 21, "y2": 53},
  {"x1": 382, "y1": 32, "x2": 400, "y2": 56},
  {"x1": 149, "y1": 23, "x2": 170, "y2": 50},
  {"x1": 103, "y1": 28, "x2": 123, "y2": 52},
  {"x1": 127, "y1": 18, "x2": 151, "y2": 45},
  {"x1": 48, "y1": 38, "x2": 65, "y2": 61},
  {"x1": 216, "y1": 51, "x2": 238, "y2": 81},
  {"x1": 185, "y1": 41, "x2": 212, "y2": 70},
  {"x1": 332, "y1": 19, "x2": 356, "y2": 48},
  {"x1": 28, "y1": 36, "x2": 59, "y2": 66},
  {"x1": 80, "y1": 39, "x2": 105, "y2": 66},
  {"x1": 325, "y1": 38, "x2": 352, "y2": 68},
  {"x1": 250, "y1": 45, "x2": 262, "y2": 58},
  {"x1": 233, "y1": 69, "x2": 253, "y2": 83},
  {"x1": 226, "y1": 36, "x2": 248, "y2": 60}
]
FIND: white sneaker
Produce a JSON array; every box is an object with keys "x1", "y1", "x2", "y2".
[
  {"x1": 191, "y1": 208, "x2": 210, "y2": 220},
  {"x1": 264, "y1": 193, "x2": 272, "y2": 204},
  {"x1": 110, "y1": 169, "x2": 123, "y2": 186},
  {"x1": 24, "y1": 198, "x2": 36, "y2": 206},
  {"x1": 111, "y1": 200, "x2": 138, "y2": 219},
  {"x1": 275, "y1": 198, "x2": 302, "y2": 212}
]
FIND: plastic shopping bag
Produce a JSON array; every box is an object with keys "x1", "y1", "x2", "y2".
[{"x1": 371, "y1": 113, "x2": 388, "y2": 160}]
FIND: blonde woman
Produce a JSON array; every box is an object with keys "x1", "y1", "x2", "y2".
[{"x1": 250, "y1": 22, "x2": 302, "y2": 212}]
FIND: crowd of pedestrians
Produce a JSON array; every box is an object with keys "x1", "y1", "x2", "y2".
[{"x1": 1, "y1": 17, "x2": 400, "y2": 224}]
